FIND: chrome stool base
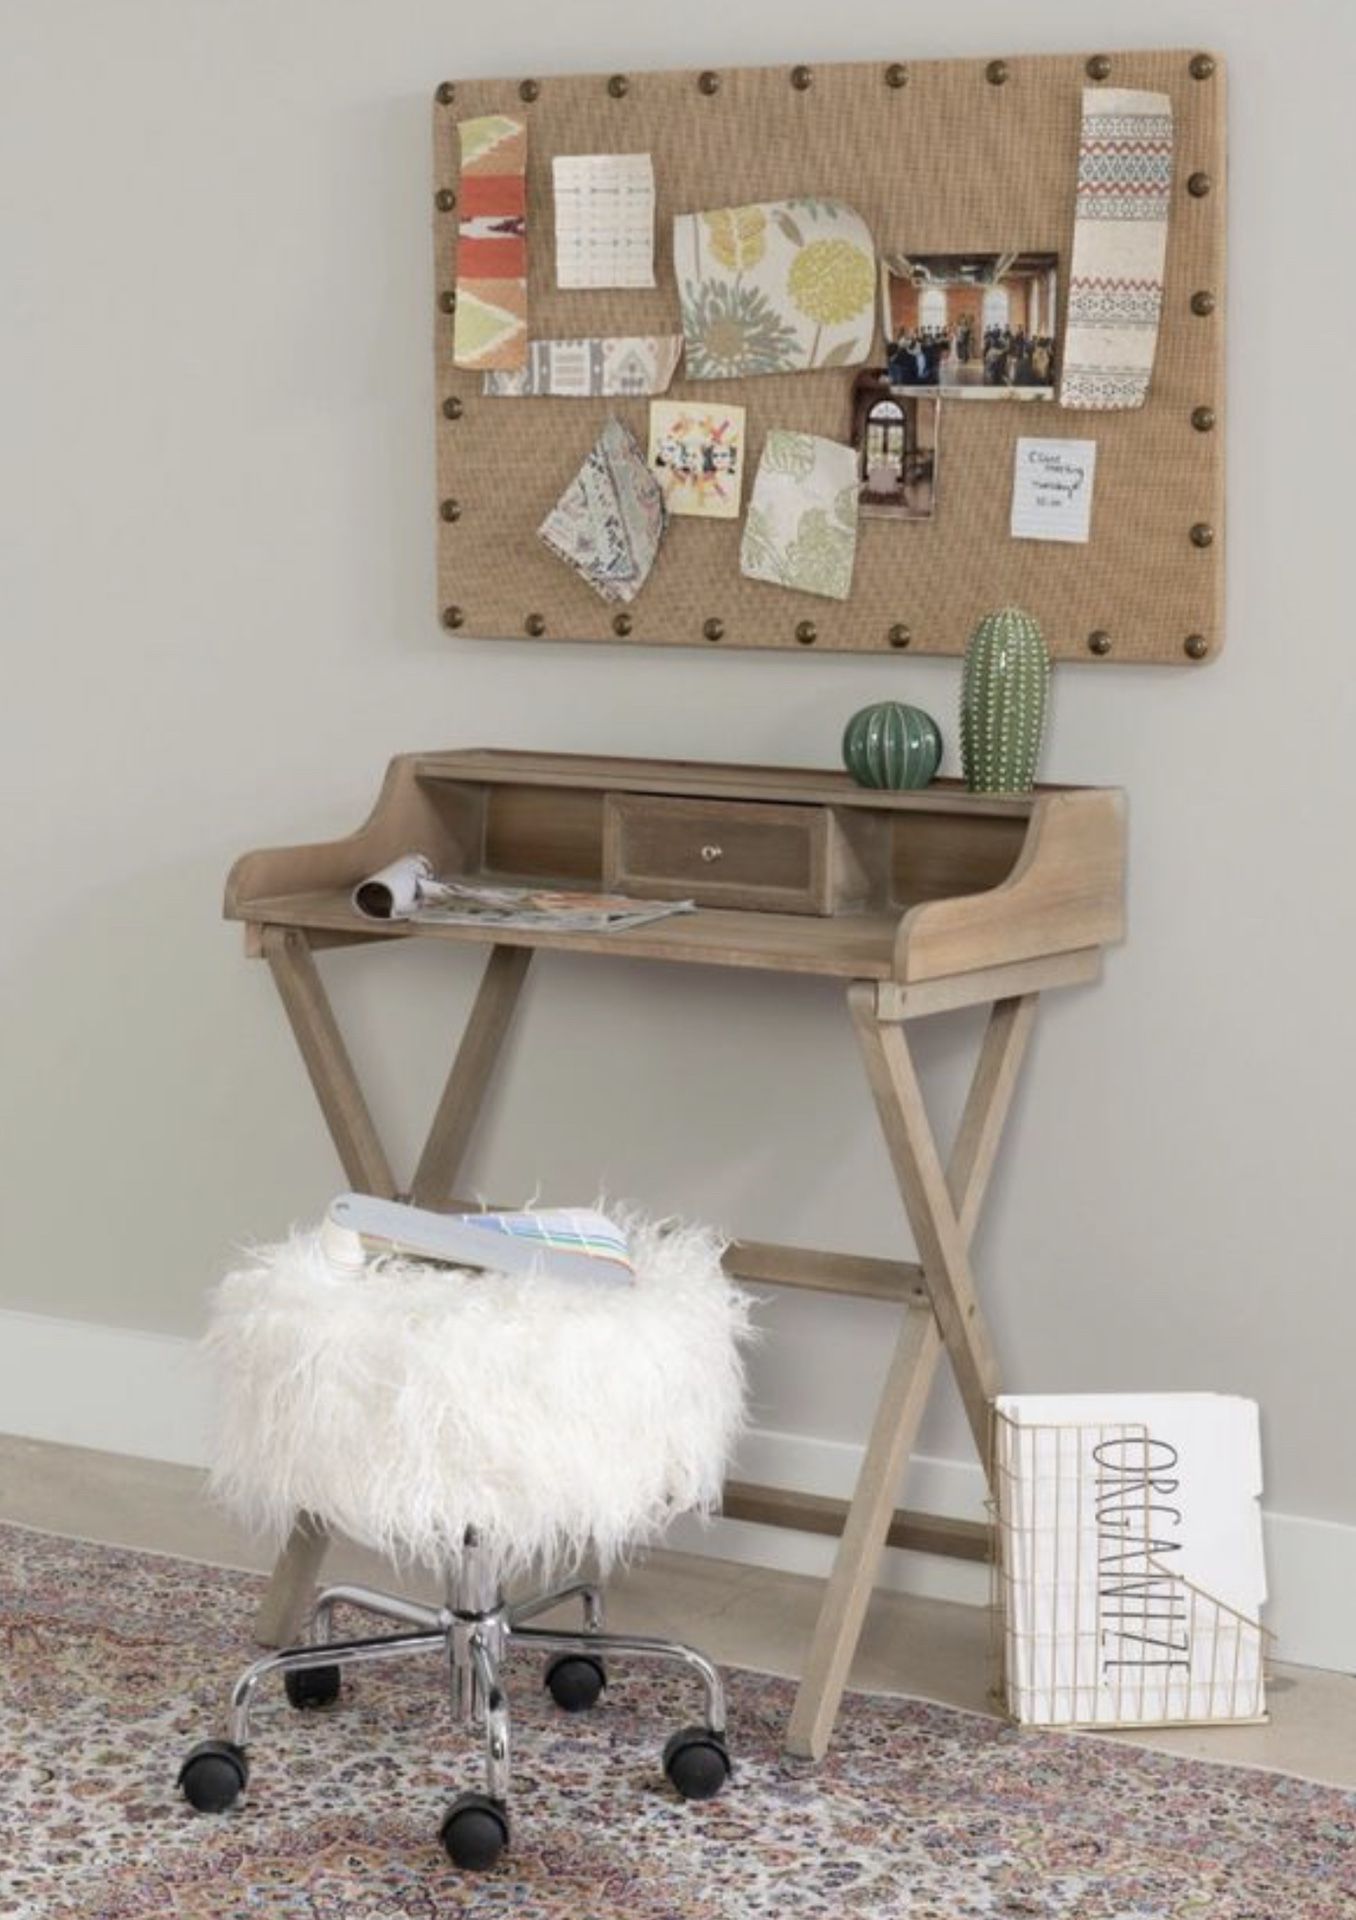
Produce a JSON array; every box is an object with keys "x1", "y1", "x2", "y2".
[{"x1": 178, "y1": 1539, "x2": 730, "y2": 1869}]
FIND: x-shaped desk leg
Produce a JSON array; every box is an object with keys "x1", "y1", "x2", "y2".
[
  {"x1": 783, "y1": 983, "x2": 1037, "y2": 1760},
  {"x1": 251, "y1": 930, "x2": 532, "y2": 1645}
]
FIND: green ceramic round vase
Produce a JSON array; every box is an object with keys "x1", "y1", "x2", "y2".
[
  {"x1": 841, "y1": 701, "x2": 943, "y2": 791},
  {"x1": 959, "y1": 606, "x2": 1050, "y2": 794}
]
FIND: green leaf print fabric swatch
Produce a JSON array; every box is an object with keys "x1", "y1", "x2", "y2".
[
  {"x1": 740, "y1": 431, "x2": 860, "y2": 601},
  {"x1": 674, "y1": 198, "x2": 877, "y2": 379}
]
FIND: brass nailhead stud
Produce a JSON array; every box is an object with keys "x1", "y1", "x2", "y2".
[
  {"x1": 698, "y1": 70, "x2": 721, "y2": 95},
  {"x1": 1190, "y1": 522, "x2": 1215, "y2": 548},
  {"x1": 795, "y1": 620, "x2": 818, "y2": 645},
  {"x1": 986, "y1": 59, "x2": 1009, "y2": 85},
  {"x1": 524, "y1": 612, "x2": 546, "y2": 636},
  {"x1": 441, "y1": 605, "x2": 464, "y2": 629},
  {"x1": 1188, "y1": 171, "x2": 1212, "y2": 198},
  {"x1": 442, "y1": 396, "x2": 464, "y2": 420},
  {"x1": 519, "y1": 78, "x2": 540, "y2": 102},
  {"x1": 1191, "y1": 405, "x2": 1216, "y2": 432},
  {"x1": 1086, "y1": 54, "x2": 1112, "y2": 80},
  {"x1": 435, "y1": 188, "x2": 456, "y2": 212},
  {"x1": 438, "y1": 290, "x2": 456, "y2": 314},
  {"x1": 435, "y1": 81, "x2": 456, "y2": 106},
  {"x1": 440, "y1": 498, "x2": 461, "y2": 523},
  {"x1": 885, "y1": 62, "x2": 909, "y2": 88},
  {"x1": 1184, "y1": 633, "x2": 1209, "y2": 659},
  {"x1": 1190, "y1": 52, "x2": 1217, "y2": 79},
  {"x1": 1191, "y1": 289, "x2": 1216, "y2": 317},
  {"x1": 607, "y1": 73, "x2": 629, "y2": 98},
  {"x1": 612, "y1": 612, "x2": 633, "y2": 636},
  {"x1": 791, "y1": 64, "x2": 813, "y2": 90},
  {"x1": 888, "y1": 623, "x2": 911, "y2": 649},
  {"x1": 703, "y1": 617, "x2": 724, "y2": 642},
  {"x1": 1088, "y1": 629, "x2": 1112, "y2": 656}
]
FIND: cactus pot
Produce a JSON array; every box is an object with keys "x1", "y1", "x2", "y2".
[
  {"x1": 841, "y1": 701, "x2": 943, "y2": 790},
  {"x1": 959, "y1": 607, "x2": 1050, "y2": 793}
]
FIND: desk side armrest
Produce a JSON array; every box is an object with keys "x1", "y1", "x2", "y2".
[
  {"x1": 893, "y1": 789, "x2": 1126, "y2": 983},
  {"x1": 224, "y1": 756, "x2": 480, "y2": 919}
]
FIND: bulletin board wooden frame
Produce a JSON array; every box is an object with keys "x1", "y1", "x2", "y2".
[{"x1": 433, "y1": 50, "x2": 1226, "y2": 665}]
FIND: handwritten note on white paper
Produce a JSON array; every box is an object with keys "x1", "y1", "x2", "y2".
[
  {"x1": 553, "y1": 154, "x2": 655, "y2": 290},
  {"x1": 1011, "y1": 437, "x2": 1097, "y2": 543}
]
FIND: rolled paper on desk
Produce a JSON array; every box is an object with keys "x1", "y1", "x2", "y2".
[{"x1": 352, "y1": 853, "x2": 434, "y2": 920}]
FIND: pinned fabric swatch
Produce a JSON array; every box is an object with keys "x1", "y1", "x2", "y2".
[
  {"x1": 649, "y1": 401, "x2": 746, "y2": 520},
  {"x1": 1060, "y1": 89, "x2": 1173, "y2": 410},
  {"x1": 741, "y1": 431, "x2": 860, "y2": 601},
  {"x1": 675, "y1": 199, "x2": 876, "y2": 379},
  {"x1": 538, "y1": 417, "x2": 666, "y2": 605},
  {"x1": 483, "y1": 336, "x2": 683, "y2": 398},
  {"x1": 553, "y1": 154, "x2": 656, "y2": 289},
  {"x1": 453, "y1": 115, "x2": 528, "y2": 371}
]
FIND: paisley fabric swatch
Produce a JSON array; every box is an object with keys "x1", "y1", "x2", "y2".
[
  {"x1": 741, "y1": 430, "x2": 860, "y2": 601},
  {"x1": 553, "y1": 154, "x2": 656, "y2": 289},
  {"x1": 538, "y1": 417, "x2": 666, "y2": 605},
  {"x1": 1060, "y1": 89, "x2": 1173, "y2": 410},
  {"x1": 674, "y1": 198, "x2": 876, "y2": 380},
  {"x1": 453, "y1": 114, "x2": 528, "y2": 371},
  {"x1": 483, "y1": 335, "x2": 683, "y2": 398}
]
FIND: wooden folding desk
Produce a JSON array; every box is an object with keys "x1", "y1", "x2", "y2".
[{"x1": 226, "y1": 749, "x2": 1125, "y2": 1759}]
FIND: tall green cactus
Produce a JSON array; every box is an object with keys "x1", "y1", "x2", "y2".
[{"x1": 960, "y1": 606, "x2": 1050, "y2": 793}]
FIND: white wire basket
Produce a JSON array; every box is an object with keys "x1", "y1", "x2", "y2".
[{"x1": 993, "y1": 1405, "x2": 1269, "y2": 1729}]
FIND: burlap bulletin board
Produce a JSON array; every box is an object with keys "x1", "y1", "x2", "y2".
[{"x1": 433, "y1": 51, "x2": 1226, "y2": 664}]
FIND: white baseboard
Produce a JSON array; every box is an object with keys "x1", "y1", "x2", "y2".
[{"x1": 1, "y1": 1305, "x2": 1351, "y2": 1675}]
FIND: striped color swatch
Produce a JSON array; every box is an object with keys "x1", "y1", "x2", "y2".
[
  {"x1": 453, "y1": 114, "x2": 528, "y2": 371},
  {"x1": 1060, "y1": 89, "x2": 1174, "y2": 410}
]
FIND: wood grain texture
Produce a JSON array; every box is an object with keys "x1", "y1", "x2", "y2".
[
  {"x1": 410, "y1": 945, "x2": 533, "y2": 1207},
  {"x1": 721, "y1": 1480, "x2": 991, "y2": 1563},
  {"x1": 262, "y1": 928, "x2": 397, "y2": 1198},
  {"x1": 434, "y1": 52, "x2": 1225, "y2": 663},
  {"x1": 784, "y1": 987, "x2": 1039, "y2": 1757},
  {"x1": 783, "y1": 1310, "x2": 943, "y2": 1758},
  {"x1": 226, "y1": 752, "x2": 1125, "y2": 986}
]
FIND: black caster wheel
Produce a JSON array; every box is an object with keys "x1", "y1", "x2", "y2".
[
  {"x1": 663, "y1": 1724, "x2": 731, "y2": 1802},
  {"x1": 178, "y1": 1739, "x2": 249, "y2": 1813},
  {"x1": 284, "y1": 1664, "x2": 341, "y2": 1710},
  {"x1": 440, "y1": 1791, "x2": 509, "y2": 1870},
  {"x1": 544, "y1": 1651, "x2": 606, "y2": 1713}
]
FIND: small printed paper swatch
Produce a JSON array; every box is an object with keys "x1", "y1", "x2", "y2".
[
  {"x1": 1011, "y1": 437, "x2": 1098, "y2": 543},
  {"x1": 675, "y1": 198, "x2": 876, "y2": 379},
  {"x1": 537, "y1": 417, "x2": 666, "y2": 605},
  {"x1": 483, "y1": 336, "x2": 683, "y2": 398},
  {"x1": 648, "y1": 402, "x2": 746, "y2": 520},
  {"x1": 553, "y1": 154, "x2": 656, "y2": 289},
  {"x1": 1060, "y1": 89, "x2": 1174, "y2": 410},
  {"x1": 741, "y1": 430, "x2": 860, "y2": 600},
  {"x1": 453, "y1": 114, "x2": 528, "y2": 371}
]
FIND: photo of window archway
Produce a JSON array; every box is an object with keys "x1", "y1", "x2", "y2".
[
  {"x1": 879, "y1": 252, "x2": 1060, "y2": 398},
  {"x1": 848, "y1": 375, "x2": 939, "y2": 520}
]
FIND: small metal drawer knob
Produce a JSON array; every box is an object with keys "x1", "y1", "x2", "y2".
[{"x1": 700, "y1": 844, "x2": 724, "y2": 863}]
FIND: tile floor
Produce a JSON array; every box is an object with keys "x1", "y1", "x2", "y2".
[{"x1": 2, "y1": 1432, "x2": 1352, "y2": 1789}]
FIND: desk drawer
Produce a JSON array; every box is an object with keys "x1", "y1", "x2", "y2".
[{"x1": 602, "y1": 793, "x2": 834, "y2": 915}]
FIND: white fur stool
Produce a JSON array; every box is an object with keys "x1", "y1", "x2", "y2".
[{"x1": 178, "y1": 1210, "x2": 750, "y2": 1870}]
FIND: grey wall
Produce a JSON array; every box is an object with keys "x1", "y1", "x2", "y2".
[{"x1": 2, "y1": 0, "x2": 1351, "y2": 1524}]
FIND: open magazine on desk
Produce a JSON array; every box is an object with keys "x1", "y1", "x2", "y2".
[{"x1": 351, "y1": 853, "x2": 695, "y2": 933}]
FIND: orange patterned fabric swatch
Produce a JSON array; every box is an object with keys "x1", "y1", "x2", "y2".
[{"x1": 454, "y1": 115, "x2": 528, "y2": 371}]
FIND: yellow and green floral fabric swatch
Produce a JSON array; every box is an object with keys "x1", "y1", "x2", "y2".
[
  {"x1": 740, "y1": 431, "x2": 860, "y2": 601},
  {"x1": 674, "y1": 198, "x2": 876, "y2": 379}
]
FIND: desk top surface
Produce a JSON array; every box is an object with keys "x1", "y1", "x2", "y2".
[
  {"x1": 245, "y1": 888, "x2": 902, "y2": 979},
  {"x1": 412, "y1": 749, "x2": 1072, "y2": 816}
]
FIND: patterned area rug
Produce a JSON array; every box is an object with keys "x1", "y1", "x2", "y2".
[{"x1": 1, "y1": 1522, "x2": 1353, "y2": 1919}]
